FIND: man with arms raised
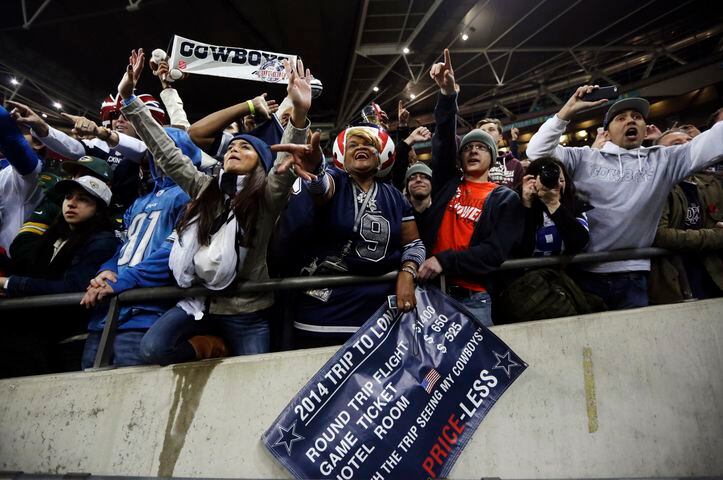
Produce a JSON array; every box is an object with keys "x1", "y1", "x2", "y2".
[{"x1": 526, "y1": 86, "x2": 723, "y2": 309}]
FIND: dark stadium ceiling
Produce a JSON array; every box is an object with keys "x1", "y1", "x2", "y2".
[{"x1": 1, "y1": 0, "x2": 721, "y2": 138}]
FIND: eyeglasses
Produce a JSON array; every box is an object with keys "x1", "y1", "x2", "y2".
[
  {"x1": 461, "y1": 143, "x2": 489, "y2": 153},
  {"x1": 408, "y1": 173, "x2": 431, "y2": 182}
]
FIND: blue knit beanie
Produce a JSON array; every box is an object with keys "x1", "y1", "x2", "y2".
[{"x1": 230, "y1": 133, "x2": 274, "y2": 173}]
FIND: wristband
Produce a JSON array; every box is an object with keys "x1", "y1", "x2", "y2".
[
  {"x1": 401, "y1": 266, "x2": 417, "y2": 280},
  {"x1": 246, "y1": 100, "x2": 256, "y2": 117}
]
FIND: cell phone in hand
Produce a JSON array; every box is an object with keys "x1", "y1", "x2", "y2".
[{"x1": 582, "y1": 86, "x2": 618, "y2": 102}]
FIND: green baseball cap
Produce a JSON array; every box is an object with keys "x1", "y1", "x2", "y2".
[
  {"x1": 37, "y1": 172, "x2": 61, "y2": 191},
  {"x1": 62, "y1": 155, "x2": 112, "y2": 183}
]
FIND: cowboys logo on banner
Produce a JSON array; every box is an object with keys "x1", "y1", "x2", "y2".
[
  {"x1": 167, "y1": 35, "x2": 323, "y2": 97},
  {"x1": 263, "y1": 286, "x2": 526, "y2": 479}
]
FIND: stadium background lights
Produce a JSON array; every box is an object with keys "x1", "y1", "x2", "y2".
[
  {"x1": 410, "y1": 93, "x2": 416, "y2": 99},
  {"x1": 41, "y1": 113, "x2": 48, "y2": 118},
  {"x1": 461, "y1": 33, "x2": 469, "y2": 41},
  {"x1": 576, "y1": 130, "x2": 589, "y2": 139},
  {"x1": 373, "y1": 86, "x2": 379, "y2": 92},
  {"x1": 402, "y1": 47, "x2": 410, "y2": 54},
  {"x1": 10, "y1": 77, "x2": 19, "y2": 85},
  {"x1": 53, "y1": 102, "x2": 62, "y2": 110},
  {"x1": 559, "y1": 134, "x2": 569, "y2": 144}
]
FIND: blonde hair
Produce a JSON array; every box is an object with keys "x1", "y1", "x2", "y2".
[{"x1": 345, "y1": 127, "x2": 382, "y2": 152}]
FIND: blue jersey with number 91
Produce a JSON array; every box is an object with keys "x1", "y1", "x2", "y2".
[{"x1": 87, "y1": 184, "x2": 190, "y2": 331}]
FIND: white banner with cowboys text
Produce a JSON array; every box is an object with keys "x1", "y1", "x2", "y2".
[{"x1": 167, "y1": 35, "x2": 323, "y2": 96}]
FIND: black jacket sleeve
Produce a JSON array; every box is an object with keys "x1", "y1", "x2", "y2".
[
  {"x1": 431, "y1": 93, "x2": 460, "y2": 195},
  {"x1": 391, "y1": 139, "x2": 412, "y2": 192},
  {"x1": 7, "y1": 233, "x2": 119, "y2": 296},
  {"x1": 436, "y1": 188, "x2": 524, "y2": 276}
]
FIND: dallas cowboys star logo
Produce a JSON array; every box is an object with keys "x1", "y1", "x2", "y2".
[
  {"x1": 273, "y1": 420, "x2": 305, "y2": 455},
  {"x1": 492, "y1": 350, "x2": 521, "y2": 378}
]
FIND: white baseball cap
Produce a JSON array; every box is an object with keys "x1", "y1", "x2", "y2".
[{"x1": 55, "y1": 175, "x2": 112, "y2": 207}]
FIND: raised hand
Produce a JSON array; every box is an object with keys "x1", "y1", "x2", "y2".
[
  {"x1": 251, "y1": 93, "x2": 279, "y2": 121},
  {"x1": 511, "y1": 127, "x2": 519, "y2": 142},
  {"x1": 558, "y1": 85, "x2": 608, "y2": 121},
  {"x1": 118, "y1": 48, "x2": 145, "y2": 100},
  {"x1": 6, "y1": 100, "x2": 49, "y2": 136},
  {"x1": 150, "y1": 58, "x2": 172, "y2": 89},
  {"x1": 591, "y1": 128, "x2": 609, "y2": 149},
  {"x1": 404, "y1": 126, "x2": 432, "y2": 146},
  {"x1": 645, "y1": 124, "x2": 662, "y2": 141},
  {"x1": 61, "y1": 113, "x2": 101, "y2": 140},
  {"x1": 272, "y1": 130, "x2": 323, "y2": 181},
  {"x1": 429, "y1": 49, "x2": 455, "y2": 96},
  {"x1": 284, "y1": 57, "x2": 313, "y2": 125},
  {"x1": 398, "y1": 100, "x2": 410, "y2": 127}
]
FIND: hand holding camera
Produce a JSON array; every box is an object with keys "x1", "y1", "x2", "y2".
[
  {"x1": 536, "y1": 163, "x2": 562, "y2": 213},
  {"x1": 522, "y1": 163, "x2": 562, "y2": 213}
]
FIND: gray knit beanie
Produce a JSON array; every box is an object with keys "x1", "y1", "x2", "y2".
[
  {"x1": 459, "y1": 129, "x2": 498, "y2": 159},
  {"x1": 405, "y1": 162, "x2": 433, "y2": 184}
]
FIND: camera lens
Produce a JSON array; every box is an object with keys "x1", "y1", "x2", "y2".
[{"x1": 539, "y1": 164, "x2": 560, "y2": 189}]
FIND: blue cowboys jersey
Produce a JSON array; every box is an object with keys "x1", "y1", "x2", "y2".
[{"x1": 294, "y1": 167, "x2": 415, "y2": 336}]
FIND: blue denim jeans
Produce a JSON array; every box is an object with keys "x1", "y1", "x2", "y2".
[
  {"x1": 140, "y1": 306, "x2": 270, "y2": 366},
  {"x1": 449, "y1": 290, "x2": 493, "y2": 327},
  {"x1": 575, "y1": 271, "x2": 648, "y2": 310},
  {"x1": 82, "y1": 329, "x2": 146, "y2": 369}
]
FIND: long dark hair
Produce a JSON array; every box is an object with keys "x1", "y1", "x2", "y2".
[
  {"x1": 176, "y1": 163, "x2": 267, "y2": 248},
  {"x1": 523, "y1": 156, "x2": 580, "y2": 214},
  {"x1": 28, "y1": 196, "x2": 115, "y2": 274}
]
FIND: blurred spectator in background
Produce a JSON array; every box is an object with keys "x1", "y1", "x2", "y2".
[
  {"x1": 476, "y1": 117, "x2": 524, "y2": 189},
  {"x1": 0, "y1": 104, "x2": 42, "y2": 252},
  {"x1": 404, "y1": 162, "x2": 433, "y2": 220},
  {"x1": 649, "y1": 126, "x2": 723, "y2": 303}
]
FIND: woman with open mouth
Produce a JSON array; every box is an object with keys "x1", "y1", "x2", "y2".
[{"x1": 292, "y1": 125, "x2": 425, "y2": 348}]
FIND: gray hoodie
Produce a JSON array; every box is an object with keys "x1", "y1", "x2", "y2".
[{"x1": 527, "y1": 115, "x2": 723, "y2": 273}]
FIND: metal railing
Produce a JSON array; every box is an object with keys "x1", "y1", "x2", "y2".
[{"x1": 0, "y1": 247, "x2": 672, "y2": 369}]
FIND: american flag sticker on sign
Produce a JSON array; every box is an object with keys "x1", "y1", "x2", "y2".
[{"x1": 421, "y1": 368, "x2": 441, "y2": 394}]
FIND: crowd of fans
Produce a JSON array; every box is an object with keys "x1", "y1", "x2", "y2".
[{"x1": 0, "y1": 46, "x2": 721, "y2": 378}]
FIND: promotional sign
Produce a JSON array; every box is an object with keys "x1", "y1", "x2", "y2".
[
  {"x1": 264, "y1": 286, "x2": 526, "y2": 479},
  {"x1": 167, "y1": 35, "x2": 323, "y2": 96}
]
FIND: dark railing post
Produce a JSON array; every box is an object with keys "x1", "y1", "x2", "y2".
[{"x1": 89, "y1": 296, "x2": 121, "y2": 370}]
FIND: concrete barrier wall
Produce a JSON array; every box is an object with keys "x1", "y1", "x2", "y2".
[{"x1": 1, "y1": 299, "x2": 721, "y2": 478}]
